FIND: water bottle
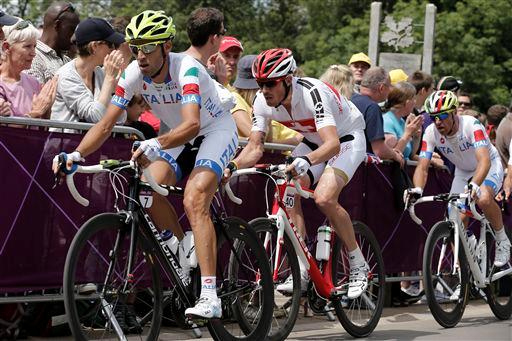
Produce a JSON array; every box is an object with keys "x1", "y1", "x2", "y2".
[
  {"x1": 161, "y1": 230, "x2": 179, "y2": 255},
  {"x1": 180, "y1": 231, "x2": 197, "y2": 268},
  {"x1": 315, "y1": 225, "x2": 332, "y2": 261}
]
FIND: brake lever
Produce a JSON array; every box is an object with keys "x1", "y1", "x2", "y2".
[{"x1": 52, "y1": 154, "x2": 66, "y2": 189}]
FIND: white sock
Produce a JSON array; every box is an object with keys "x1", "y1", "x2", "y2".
[
  {"x1": 348, "y1": 247, "x2": 365, "y2": 267},
  {"x1": 200, "y1": 276, "x2": 217, "y2": 300},
  {"x1": 495, "y1": 227, "x2": 509, "y2": 242}
]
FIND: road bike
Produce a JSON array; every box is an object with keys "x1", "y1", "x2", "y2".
[
  {"x1": 225, "y1": 164, "x2": 385, "y2": 340},
  {"x1": 409, "y1": 192, "x2": 512, "y2": 327},
  {"x1": 58, "y1": 157, "x2": 274, "y2": 340}
]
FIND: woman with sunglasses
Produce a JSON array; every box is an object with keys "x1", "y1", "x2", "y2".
[
  {"x1": 405, "y1": 90, "x2": 510, "y2": 268},
  {"x1": 50, "y1": 18, "x2": 125, "y2": 130},
  {"x1": 0, "y1": 19, "x2": 58, "y2": 120}
]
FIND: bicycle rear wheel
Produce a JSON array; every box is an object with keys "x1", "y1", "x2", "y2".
[
  {"x1": 423, "y1": 221, "x2": 469, "y2": 328},
  {"x1": 485, "y1": 229, "x2": 512, "y2": 320},
  {"x1": 63, "y1": 213, "x2": 163, "y2": 340},
  {"x1": 250, "y1": 217, "x2": 301, "y2": 341},
  {"x1": 331, "y1": 221, "x2": 385, "y2": 337},
  {"x1": 207, "y1": 216, "x2": 273, "y2": 341}
]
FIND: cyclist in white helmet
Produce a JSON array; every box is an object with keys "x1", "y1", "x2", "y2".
[
  {"x1": 405, "y1": 90, "x2": 510, "y2": 267},
  {"x1": 53, "y1": 10, "x2": 238, "y2": 320},
  {"x1": 223, "y1": 48, "x2": 370, "y2": 299}
]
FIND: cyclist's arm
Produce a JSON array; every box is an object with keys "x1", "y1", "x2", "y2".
[
  {"x1": 305, "y1": 125, "x2": 339, "y2": 165},
  {"x1": 232, "y1": 130, "x2": 266, "y2": 169},
  {"x1": 471, "y1": 147, "x2": 491, "y2": 186},
  {"x1": 75, "y1": 104, "x2": 125, "y2": 157},
  {"x1": 158, "y1": 104, "x2": 200, "y2": 149},
  {"x1": 412, "y1": 157, "x2": 430, "y2": 189}
]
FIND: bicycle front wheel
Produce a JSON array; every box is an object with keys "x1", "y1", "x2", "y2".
[
  {"x1": 207, "y1": 216, "x2": 274, "y2": 341},
  {"x1": 485, "y1": 229, "x2": 512, "y2": 320},
  {"x1": 63, "y1": 213, "x2": 163, "y2": 340},
  {"x1": 331, "y1": 221, "x2": 385, "y2": 337},
  {"x1": 250, "y1": 217, "x2": 301, "y2": 341},
  {"x1": 423, "y1": 221, "x2": 469, "y2": 328}
]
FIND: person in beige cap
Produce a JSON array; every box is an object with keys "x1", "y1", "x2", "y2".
[{"x1": 348, "y1": 52, "x2": 371, "y2": 92}]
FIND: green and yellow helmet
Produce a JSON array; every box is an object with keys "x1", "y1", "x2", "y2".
[
  {"x1": 424, "y1": 90, "x2": 459, "y2": 115},
  {"x1": 126, "y1": 10, "x2": 176, "y2": 42}
]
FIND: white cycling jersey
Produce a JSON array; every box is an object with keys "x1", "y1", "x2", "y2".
[
  {"x1": 420, "y1": 115, "x2": 500, "y2": 171},
  {"x1": 251, "y1": 77, "x2": 365, "y2": 145},
  {"x1": 420, "y1": 115, "x2": 503, "y2": 193},
  {"x1": 112, "y1": 52, "x2": 234, "y2": 135}
]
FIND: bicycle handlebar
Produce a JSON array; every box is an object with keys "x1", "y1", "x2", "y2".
[
  {"x1": 64, "y1": 161, "x2": 169, "y2": 207},
  {"x1": 225, "y1": 164, "x2": 313, "y2": 205},
  {"x1": 408, "y1": 192, "x2": 483, "y2": 225}
]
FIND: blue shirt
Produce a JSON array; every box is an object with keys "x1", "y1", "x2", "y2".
[
  {"x1": 383, "y1": 111, "x2": 413, "y2": 159},
  {"x1": 351, "y1": 93, "x2": 384, "y2": 153}
]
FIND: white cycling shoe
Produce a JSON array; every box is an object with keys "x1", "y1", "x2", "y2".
[
  {"x1": 494, "y1": 240, "x2": 511, "y2": 268},
  {"x1": 185, "y1": 296, "x2": 222, "y2": 320},
  {"x1": 276, "y1": 271, "x2": 309, "y2": 294},
  {"x1": 347, "y1": 262, "x2": 369, "y2": 299}
]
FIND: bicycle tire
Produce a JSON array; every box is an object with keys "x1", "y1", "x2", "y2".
[
  {"x1": 249, "y1": 217, "x2": 301, "y2": 341},
  {"x1": 331, "y1": 221, "x2": 385, "y2": 338},
  {"x1": 63, "y1": 213, "x2": 163, "y2": 340},
  {"x1": 423, "y1": 221, "x2": 469, "y2": 328},
  {"x1": 207, "y1": 216, "x2": 274, "y2": 341},
  {"x1": 485, "y1": 229, "x2": 512, "y2": 320}
]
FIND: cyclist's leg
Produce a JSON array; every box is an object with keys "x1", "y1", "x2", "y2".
[
  {"x1": 475, "y1": 162, "x2": 510, "y2": 266},
  {"x1": 316, "y1": 130, "x2": 367, "y2": 299},
  {"x1": 143, "y1": 159, "x2": 184, "y2": 239},
  {"x1": 185, "y1": 129, "x2": 238, "y2": 319}
]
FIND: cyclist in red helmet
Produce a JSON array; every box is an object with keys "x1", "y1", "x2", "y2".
[{"x1": 224, "y1": 48, "x2": 370, "y2": 299}]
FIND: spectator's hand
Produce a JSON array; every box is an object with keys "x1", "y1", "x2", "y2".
[
  {"x1": 503, "y1": 175, "x2": 512, "y2": 201},
  {"x1": 131, "y1": 138, "x2": 161, "y2": 168},
  {"x1": 0, "y1": 98, "x2": 12, "y2": 116},
  {"x1": 104, "y1": 50, "x2": 125, "y2": 81},
  {"x1": 403, "y1": 187, "x2": 423, "y2": 209},
  {"x1": 405, "y1": 114, "x2": 423, "y2": 138},
  {"x1": 207, "y1": 52, "x2": 228, "y2": 85},
  {"x1": 393, "y1": 148, "x2": 405, "y2": 168},
  {"x1": 29, "y1": 76, "x2": 58, "y2": 119}
]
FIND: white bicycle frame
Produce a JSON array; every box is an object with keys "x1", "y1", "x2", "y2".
[{"x1": 410, "y1": 194, "x2": 512, "y2": 290}]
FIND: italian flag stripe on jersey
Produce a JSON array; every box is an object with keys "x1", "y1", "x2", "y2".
[{"x1": 183, "y1": 67, "x2": 200, "y2": 95}]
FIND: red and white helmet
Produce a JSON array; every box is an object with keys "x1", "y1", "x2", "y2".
[{"x1": 252, "y1": 48, "x2": 296, "y2": 81}]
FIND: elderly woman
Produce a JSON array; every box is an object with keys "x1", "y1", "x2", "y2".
[
  {"x1": 51, "y1": 18, "x2": 125, "y2": 128},
  {"x1": 0, "y1": 19, "x2": 57, "y2": 119}
]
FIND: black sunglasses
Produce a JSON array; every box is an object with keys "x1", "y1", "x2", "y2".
[
  {"x1": 55, "y1": 3, "x2": 76, "y2": 21},
  {"x1": 256, "y1": 78, "x2": 284, "y2": 89},
  {"x1": 217, "y1": 27, "x2": 227, "y2": 36}
]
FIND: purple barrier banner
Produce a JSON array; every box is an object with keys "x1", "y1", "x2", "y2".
[{"x1": 1, "y1": 126, "x2": 511, "y2": 293}]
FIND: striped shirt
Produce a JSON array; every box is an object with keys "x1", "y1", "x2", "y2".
[{"x1": 26, "y1": 40, "x2": 70, "y2": 84}]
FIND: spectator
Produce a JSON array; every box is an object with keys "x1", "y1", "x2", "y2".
[
  {"x1": 495, "y1": 106, "x2": 512, "y2": 168},
  {"x1": 486, "y1": 104, "x2": 508, "y2": 146},
  {"x1": 351, "y1": 66, "x2": 403, "y2": 165},
  {"x1": 110, "y1": 16, "x2": 133, "y2": 69},
  {"x1": 26, "y1": 2, "x2": 80, "y2": 84},
  {"x1": 125, "y1": 94, "x2": 157, "y2": 140},
  {"x1": 219, "y1": 36, "x2": 243, "y2": 86},
  {"x1": 456, "y1": 91, "x2": 472, "y2": 115},
  {"x1": 348, "y1": 52, "x2": 371, "y2": 93},
  {"x1": 437, "y1": 75, "x2": 462, "y2": 94},
  {"x1": 389, "y1": 69, "x2": 408, "y2": 86},
  {"x1": 51, "y1": 18, "x2": 125, "y2": 129},
  {"x1": 231, "y1": 54, "x2": 302, "y2": 145},
  {"x1": 461, "y1": 108, "x2": 486, "y2": 125},
  {"x1": 407, "y1": 70, "x2": 434, "y2": 129},
  {"x1": 184, "y1": 7, "x2": 225, "y2": 81},
  {"x1": 319, "y1": 64, "x2": 354, "y2": 98},
  {"x1": 382, "y1": 81, "x2": 423, "y2": 161},
  {"x1": 0, "y1": 10, "x2": 17, "y2": 116},
  {"x1": 0, "y1": 19, "x2": 58, "y2": 119}
]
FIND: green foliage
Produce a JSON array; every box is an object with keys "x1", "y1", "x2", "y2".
[{"x1": 2, "y1": 0, "x2": 510, "y2": 109}]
